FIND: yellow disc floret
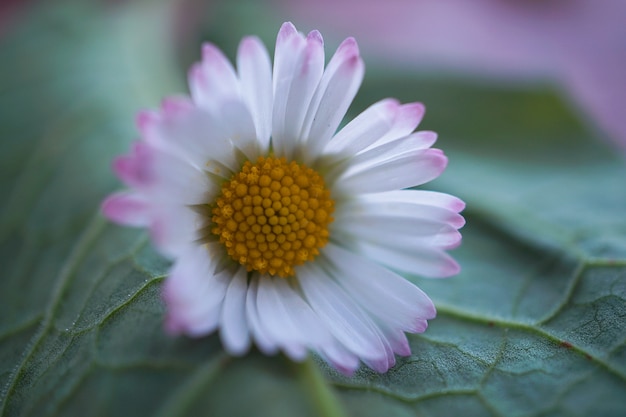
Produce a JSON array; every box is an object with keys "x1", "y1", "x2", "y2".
[{"x1": 211, "y1": 156, "x2": 334, "y2": 277}]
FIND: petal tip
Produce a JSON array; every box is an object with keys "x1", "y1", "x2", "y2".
[
  {"x1": 431, "y1": 149, "x2": 449, "y2": 172},
  {"x1": 222, "y1": 333, "x2": 252, "y2": 357},
  {"x1": 201, "y1": 42, "x2": 221, "y2": 60},
  {"x1": 100, "y1": 192, "x2": 148, "y2": 226},
  {"x1": 338, "y1": 37, "x2": 359, "y2": 55},
  {"x1": 136, "y1": 110, "x2": 158, "y2": 133},
  {"x1": 238, "y1": 35, "x2": 262, "y2": 55},
  {"x1": 396, "y1": 342, "x2": 412, "y2": 357},
  {"x1": 403, "y1": 102, "x2": 426, "y2": 120},
  {"x1": 278, "y1": 21, "x2": 298, "y2": 40},
  {"x1": 441, "y1": 259, "x2": 461, "y2": 278},
  {"x1": 307, "y1": 29, "x2": 323, "y2": 45}
]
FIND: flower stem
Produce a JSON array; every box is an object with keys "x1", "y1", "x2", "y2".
[{"x1": 296, "y1": 357, "x2": 348, "y2": 417}]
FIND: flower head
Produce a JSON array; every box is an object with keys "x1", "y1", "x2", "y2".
[{"x1": 102, "y1": 22, "x2": 465, "y2": 374}]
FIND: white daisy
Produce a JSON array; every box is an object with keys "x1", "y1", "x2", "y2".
[{"x1": 102, "y1": 22, "x2": 464, "y2": 374}]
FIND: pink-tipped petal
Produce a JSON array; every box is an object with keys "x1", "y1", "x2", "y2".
[
  {"x1": 324, "y1": 243, "x2": 437, "y2": 328},
  {"x1": 361, "y1": 189, "x2": 466, "y2": 215},
  {"x1": 101, "y1": 191, "x2": 150, "y2": 227},
  {"x1": 384, "y1": 328, "x2": 412, "y2": 357},
  {"x1": 355, "y1": 240, "x2": 461, "y2": 278},
  {"x1": 272, "y1": 22, "x2": 309, "y2": 159},
  {"x1": 113, "y1": 138, "x2": 214, "y2": 206},
  {"x1": 298, "y1": 261, "x2": 388, "y2": 362},
  {"x1": 336, "y1": 203, "x2": 455, "y2": 232},
  {"x1": 140, "y1": 99, "x2": 239, "y2": 174},
  {"x1": 189, "y1": 43, "x2": 241, "y2": 114},
  {"x1": 135, "y1": 109, "x2": 160, "y2": 135},
  {"x1": 337, "y1": 193, "x2": 466, "y2": 230},
  {"x1": 371, "y1": 102, "x2": 426, "y2": 148},
  {"x1": 336, "y1": 214, "x2": 463, "y2": 251},
  {"x1": 337, "y1": 148, "x2": 448, "y2": 193},
  {"x1": 320, "y1": 343, "x2": 360, "y2": 376},
  {"x1": 112, "y1": 142, "x2": 153, "y2": 188},
  {"x1": 277, "y1": 21, "x2": 298, "y2": 43},
  {"x1": 281, "y1": 30, "x2": 325, "y2": 155},
  {"x1": 301, "y1": 37, "x2": 365, "y2": 163},
  {"x1": 325, "y1": 98, "x2": 400, "y2": 156}
]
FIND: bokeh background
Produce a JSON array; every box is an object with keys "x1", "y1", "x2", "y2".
[
  {"x1": 5, "y1": 0, "x2": 625, "y2": 150},
  {"x1": 1, "y1": 1, "x2": 625, "y2": 416}
]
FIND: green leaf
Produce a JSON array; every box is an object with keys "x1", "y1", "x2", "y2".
[{"x1": 1, "y1": 2, "x2": 625, "y2": 417}]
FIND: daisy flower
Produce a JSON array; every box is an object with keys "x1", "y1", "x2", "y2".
[{"x1": 102, "y1": 22, "x2": 464, "y2": 374}]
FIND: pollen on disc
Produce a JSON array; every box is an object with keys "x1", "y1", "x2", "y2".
[{"x1": 211, "y1": 156, "x2": 334, "y2": 277}]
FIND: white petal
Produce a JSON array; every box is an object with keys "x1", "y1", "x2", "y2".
[
  {"x1": 220, "y1": 267, "x2": 251, "y2": 355},
  {"x1": 350, "y1": 132, "x2": 442, "y2": 170},
  {"x1": 272, "y1": 22, "x2": 308, "y2": 159},
  {"x1": 256, "y1": 276, "x2": 308, "y2": 360},
  {"x1": 113, "y1": 141, "x2": 215, "y2": 205},
  {"x1": 149, "y1": 204, "x2": 201, "y2": 258},
  {"x1": 353, "y1": 313, "x2": 396, "y2": 373},
  {"x1": 324, "y1": 99, "x2": 399, "y2": 156},
  {"x1": 338, "y1": 191, "x2": 465, "y2": 228},
  {"x1": 274, "y1": 278, "x2": 335, "y2": 353},
  {"x1": 298, "y1": 261, "x2": 387, "y2": 361},
  {"x1": 366, "y1": 102, "x2": 426, "y2": 149},
  {"x1": 336, "y1": 148, "x2": 448, "y2": 193},
  {"x1": 335, "y1": 206, "x2": 460, "y2": 235},
  {"x1": 137, "y1": 98, "x2": 239, "y2": 175},
  {"x1": 237, "y1": 36, "x2": 273, "y2": 153},
  {"x1": 218, "y1": 99, "x2": 260, "y2": 162},
  {"x1": 101, "y1": 191, "x2": 150, "y2": 227},
  {"x1": 335, "y1": 194, "x2": 465, "y2": 248},
  {"x1": 285, "y1": 31, "x2": 325, "y2": 153},
  {"x1": 245, "y1": 278, "x2": 279, "y2": 355},
  {"x1": 361, "y1": 338, "x2": 395, "y2": 373},
  {"x1": 379, "y1": 326, "x2": 412, "y2": 357},
  {"x1": 361, "y1": 131, "x2": 438, "y2": 160},
  {"x1": 356, "y1": 189, "x2": 466, "y2": 219},
  {"x1": 136, "y1": 97, "x2": 193, "y2": 160},
  {"x1": 163, "y1": 245, "x2": 229, "y2": 336},
  {"x1": 326, "y1": 101, "x2": 428, "y2": 157},
  {"x1": 189, "y1": 43, "x2": 240, "y2": 113},
  {"x1": 349, "y1": 239, "x2": 461, "y2": 278},
  {"x1": 254, "y1": 276, "x2": 287, "y2": 346},
  {"x1": 323, "y1": 243, "x2": 436, "y2": 330},
  {"x1": 301, "y1": 38, "x2": 365, "y2": 163},
  {"x1": 319, "y1": 342, "x2": 360, "y2": 376},
  {"x1": 338, "y1": 220, "x2": 463, "y2": 250}
]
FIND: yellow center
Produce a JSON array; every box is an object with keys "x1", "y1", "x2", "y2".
[{"x1": 211, "y1": 156, "x2": 334, "y2": 277}]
